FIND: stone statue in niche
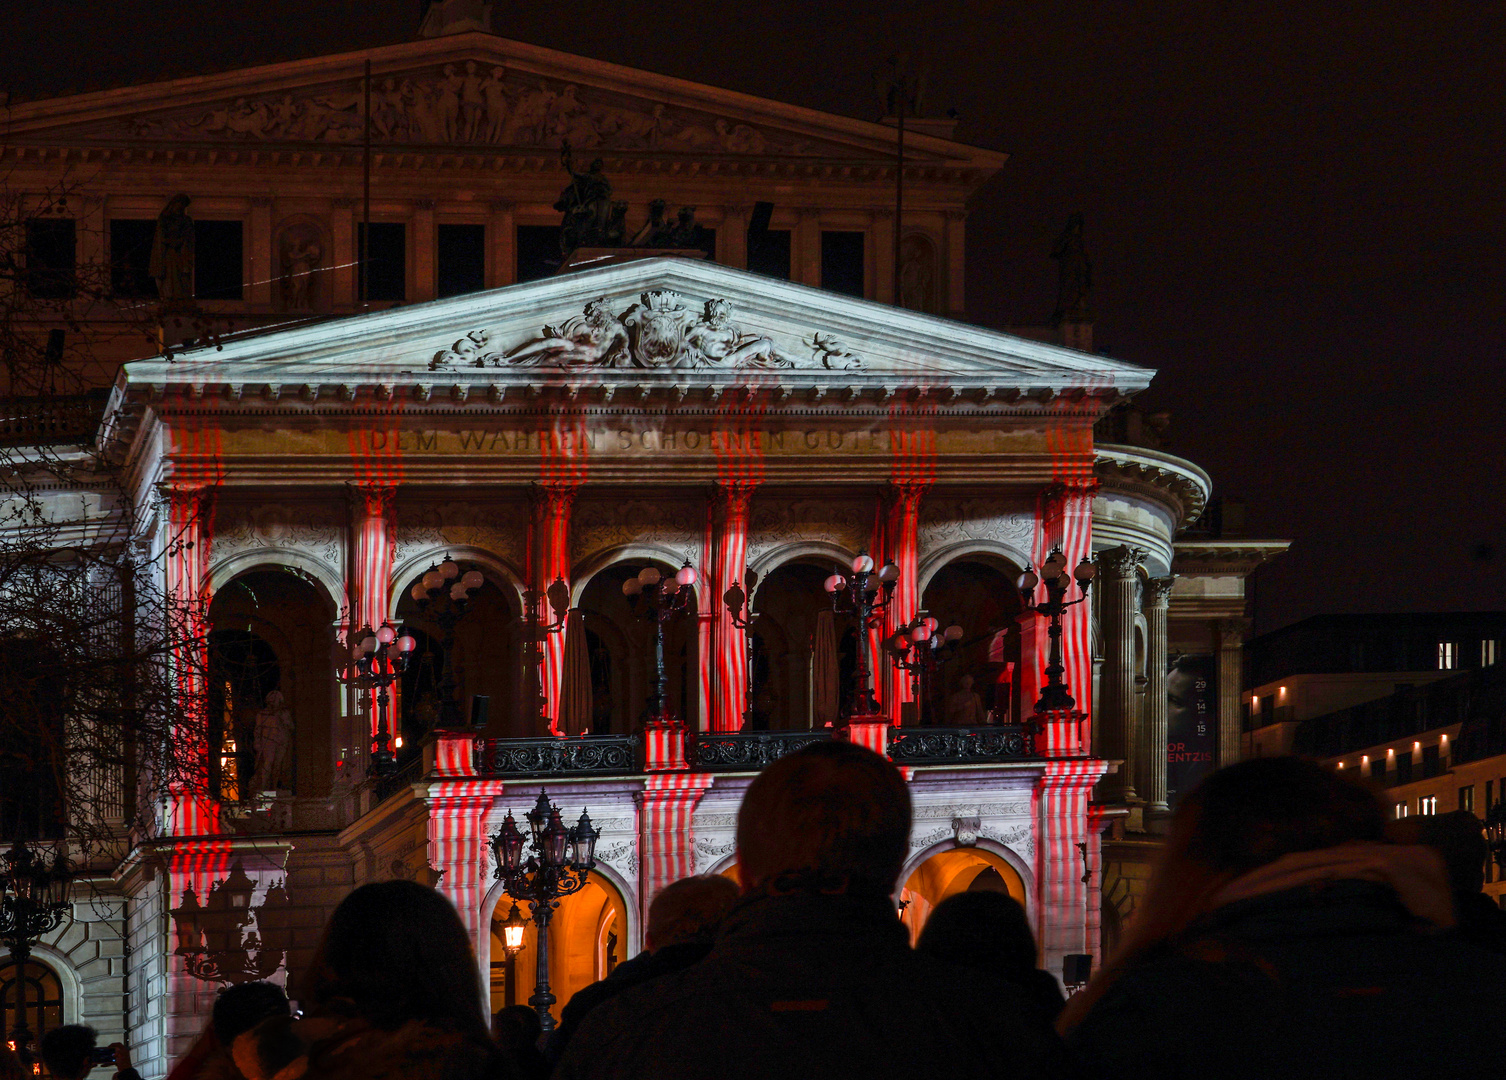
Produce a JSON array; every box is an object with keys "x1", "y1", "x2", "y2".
[
  {"x1": 151, "y1": 193, "x2": 195, "y2": 302},
  {"x1": 899, "y1": 233, "x2": 938, "y2": 313},
  {"x1": 1052, "y1": 212, "x2": 1092, "y2": 324},
  {"x1": 279, "y1": 225, "x2": 324, "y2": 312},
  {"x1": 251, "y1": 690, "x2": 294, "y2": 792},
  {"x1": 943, "y1": 674, "x2": 988, "y2": 727}
]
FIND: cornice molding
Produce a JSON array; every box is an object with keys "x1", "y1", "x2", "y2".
[{"x1": 1095, "y1": 443, "x2": 1212, "y2": 531}]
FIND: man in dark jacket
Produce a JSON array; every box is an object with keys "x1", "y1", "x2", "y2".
[
  {"x1": 548, "y1": 873, "x2": 739, "y2": 1063},
  {"x1": 556, "y1": 741, "x2": 1077, "y2": 1080}
]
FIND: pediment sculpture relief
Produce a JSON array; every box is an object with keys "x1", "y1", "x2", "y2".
[
  {"x1": 122, "y1": 62, "x2": 811, "y2": 154},
  {"x1": 429, "y1": 292, "x2": 865, "y2": 371}
]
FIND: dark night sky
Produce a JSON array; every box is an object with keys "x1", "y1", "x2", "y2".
[{"x1": 6, "y1": 1, "x2": 1503, "y2": 634}]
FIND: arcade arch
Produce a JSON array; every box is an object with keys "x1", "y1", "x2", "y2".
[
  {"x1": 918, "y1": 555, "x2": 1026, "y2": 725},
  {"x1": 208, "y1": 568, "x2": 338, "y2": 797},
  {"x1": 899, "y1": 845, "x2": 1030, "y2": 945}
]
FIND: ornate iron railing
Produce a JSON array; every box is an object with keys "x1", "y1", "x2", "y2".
[
  {"x1": 885, "y1": 725, "x2": 1034, "y2": 765},
  {"x1": 688, "y1": 729, "x2": 831, "y2": 770},
  {"x1": 476, "y1": 734, "x2": 639, "y2": 778},
  {"x1": 372, "y1": 754, "x2": 425, "y2": 803},
  {"x1": 0, "y1": 389, "x2": 109, "y2": 447}
]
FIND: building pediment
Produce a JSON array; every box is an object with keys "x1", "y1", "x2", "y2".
[
  {"x1": 6, "y1": 32, "x2": 1002, "y2": 173},
  {"x1": 117, "y1": 257, "x2": 1152, "y2": 401}
]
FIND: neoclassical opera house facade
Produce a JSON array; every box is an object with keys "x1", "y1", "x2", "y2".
[{"x1": 64, "y1": 254, "x2": 1260, "y2": 1072}]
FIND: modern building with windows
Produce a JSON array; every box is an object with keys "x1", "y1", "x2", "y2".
[{"x1": 0, "y1": 12, "x2": 1285, "y2": 1074}]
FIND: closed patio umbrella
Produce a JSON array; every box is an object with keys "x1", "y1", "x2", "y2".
[
  {"x1": 812, "y1": 609, "x2": 839, "y2": 728},
  {"x1": 558, "y1": 608, "x2": 593, "y2": 736}
]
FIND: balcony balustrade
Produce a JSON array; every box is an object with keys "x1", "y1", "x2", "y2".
[
  {"x1": 886, "y1": 724, "x2": 1035, "y2": 765},
  {"x1": 475, "y1": 734, "x2": 640, "y2": 778}
]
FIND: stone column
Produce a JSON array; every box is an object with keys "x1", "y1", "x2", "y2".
[
  {"x1": 331, "y1": 199, "x2": 356, "y2": 307},
  {"x1": 531, "y1": 483, "x2": 577, "y2": 736},
  {"x1": 425, "y1": 782, "x2": 505, "y2": 950},
  {"x1": 884, "y1": 481, "x2": 927, "y2": 725},
  {"x1": 1139, "y1": 577, "x2": 1175, "y2": 814},
  {"x1": 1216, "y1": 619, "x2": 1247, "y2": 768},
  {"x1": 488, "y1": 200, "x2": 515, "y2": 287},
  {"x1": 872, "y1": 211, "x2": 895, "y2": 305},
  {"x1": 944, "y1": 210, "x2": 967, "y2": 318},
  {"x1": 161, "y1": 484, "x2": 219, "y2": 837},
  {"x1": 1034, "y1": 760, "x2": 1107, "y2": 978},
  {"x1": 412, "y1": 199, "x2": 436, "y2": 302},
  {"x1": 249, "y1": 197, "x2": 274, "y2": 307},
  {"x1": 794, "y1": 208, "x2": 821, "y2": 287},
  {"x1": 1095, "y1": 545, "x2": 1145, "y2": 804},
  {"x1": 347, "y1": 484, "x2": 396, "y2": 765},
  {"x1": 711, "y1": 481, "x2": 757, "y2": 732},
  {"x1": 720, "y1": 205, "x2": 749, "y2": 269}
]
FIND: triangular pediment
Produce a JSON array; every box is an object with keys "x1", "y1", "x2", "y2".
[
  {"x1": 6, "y1": 33, "x2": 1002, "y2": 170},
  {"x1": 120, "y1": 258, "x2": 1151, "y2": 396}
]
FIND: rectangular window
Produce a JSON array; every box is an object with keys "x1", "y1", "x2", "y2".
[
  {"x1": 1484, "y1": 639, "x2": 1498, "y2": 667},
  {"x1": 1394, "y1": 802, "x2": 1408, "y2": 819},
  {"x1": 1488, "y1": 780, "x2": 1495, "y2": 812},
  {"x1": 1439, "y1": 641, "x2": 1458, "y2": 670},
  {"x1": 194, "y1": 220, "x2": 244, "y2": 300},
  {"x1": 437, "y1": 223, "x2": 486, "y2": 298},
  {"x1": 25, "y1": 218, "x2": 77, "y2": 299},
  {"x1": 1260, "y1": 694, "x2": 1276, "y2": 724},
  {"x1": 1370, "y1": 758, "x2": 1387, "y2": 784},
  {"x1": 1241, "y1": 701, "x2": 1252, "y2": 732},
  {"x1": 516, "y1": 225, "x2": 561, "y2": 283},
  {"x1": 358, "y1": 222, "x2": 406, "y2": 302},
  {"x1": 820, "y1": 230, "x2": 865, "y2": 297},
  {"x1": 110, "y1": 219, "x2": 158, "y2": 297},
  {"x1": 1422, "y1": 744, "x2": 1441, "y2": 779},
  {"x1": 1395, "y1": 754, "x2": 1413, "y2": 785},
  {"x1": 747, "y1": 228, "x2": 791, "y2": 280},
  {"x1": 1460, "y1": 785, "x2": 1475, "y2": 813}
]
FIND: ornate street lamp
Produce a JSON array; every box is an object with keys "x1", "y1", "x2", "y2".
[
  {"x1": 824, "y1": 550, "x2": 899, "y2": 717},
  {"x1": 1018, "y1": 548, "x2": 1096, "y2": 712},
  {"x1": 623, "y1": 562, "x2": 698, "y2": 726},
  {"x1": 490, "y1": 791, "x2": 600, "y2": 1032},
  {"x1": 0, "y1": 840, "x2": 73, "y2": 1065},
  {"x1": 408, "y1": 554, "x2": 485, "y2": 729},
  {"x1": 521, "y1": 577, "x2": 571, "y2": 733},
  {"x1": 721, "y1": 568, "x2": 764, "y2": 729},
  {"x1": 336, "y1": 623, "x2": 417, "y2": 776},
  {"x1": 883, "y1": 613, "x2": 964, "y2": 725},
  {"x1": 499, "y1": 901, "x2": 527, "y2": 1008}
]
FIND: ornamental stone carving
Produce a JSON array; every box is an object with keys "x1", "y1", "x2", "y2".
[
  {"x1": 123, "y1": 66, "x2": 811, "y2": 154},
  {"x1": 747, "y1": 497, "x2": 870, "y2": 568},
  {"x1": 919, "y1": 498, "x2": 1035, "y2": 556},
  {"x1": 430, "y1": 292, "x2": 864, "y2": 372},
  {"x1": 213, "y1": 504, "x2": 342, "y2": 568},
  {"x1": 570, "y1": 497, "x2": 702, "y2": 568}
]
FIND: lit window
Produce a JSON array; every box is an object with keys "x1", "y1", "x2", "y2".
[
  {"x1": 1438, "y1": 641, "x2": 1457, "y2": 670},
  {"x1": 1485, "y1": 639, "x2": 1498, "y2": 667},
  {"x1": 1395, "y1": 802, "x2": 1408, "y2": 819}
]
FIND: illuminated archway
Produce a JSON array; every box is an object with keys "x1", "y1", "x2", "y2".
[
  {"x1": 898, "y1": 846, "x2": 1029, "y2": 946},
  {"x1": 486, "y1": 875, "x2": 630, "y2": 1021}
]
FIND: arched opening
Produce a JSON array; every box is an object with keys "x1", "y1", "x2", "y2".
[
  {"x1": 743, "y1": 560, "x2": 844, "y2": 730},
  {"x1": 577, "y1": 562, "x2": 699, "y2": 733},
  {"x1": 395, "y1": 567, "x2": 520, "y2": 744},
  {"x1": 487, "y1": 876, "x2": 628, "y2": 1021},
  {"x1": 208, "y1": 569, "x2": 338, "y2": 797},
  {"x1": 1, "y1": 957, "x2": 64, "y2": 1059},
  {"x1": 899, "y1": 847, "x2": 1029, "y2": 946},
  {"x1": 919, "y1": 558, "x2": 1024, "y2": 725}
]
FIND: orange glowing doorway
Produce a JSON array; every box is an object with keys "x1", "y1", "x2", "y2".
[{"x1": 898, "y1": 847, "x2": 1028, "y2": 945}]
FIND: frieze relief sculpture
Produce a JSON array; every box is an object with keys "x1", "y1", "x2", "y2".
[
  {"x1": 919, "y1": 498, "x2": 1035, "y2": 553},
  {"x1": 430, "y1": 292, "x2": 865, "y2": 372},
  {"x1": 125, "y1": 65, "x2": 809, "y2": 154}
]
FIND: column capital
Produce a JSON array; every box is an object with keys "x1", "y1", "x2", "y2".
[
  {"x1": 1142, "y1": 576, "x2": 1176, "y2": 609},
  {"x1": 885, "y1": 478, "x2": 930, "y2": 508},
  {"x1": 250, "y1": 196, "x2": 275, "y2": 209},
  {"x1": 346, "y1": 483, "x2": 396, "y2": 518},
  {"x1": 710, "y1": 479, "x2": 758, "y2": 518},
  {"x1": 1216, "y1": 618, "x2": 1249, "y2": 650},
  {"x1": 332, "y1": 197, "x2": 358, "y2": 210},
  {"x1": 1096, "y1": 545, "x2": 1147, "y2": 577},
  {"x1": 488, "y1": 199, "x2": 515, "y2": 213},
  {"x1": 530, "y1": 480, "x2": 579, "y2": 515}
]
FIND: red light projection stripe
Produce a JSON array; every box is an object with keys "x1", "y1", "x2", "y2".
[
  {"x1": 709, "y1": 398, "x2": 767, "y2": 733},
  {"x1": 427, "y1": 782, "x2": 505, "y2": 947},
  {"x1": 639, "y1": 773, "x2": 713, "y2": 910},
  {"x1": 1034, "y1": 423, "x2": 1097, "y2": 723},
  {"x1": 1035, "y1": 758, "x2": 1107, "y2": 960}
]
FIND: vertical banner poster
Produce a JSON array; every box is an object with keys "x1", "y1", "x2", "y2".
[{"x1": 1167, "y1": 654, "x2": 1217, "y2": 805}]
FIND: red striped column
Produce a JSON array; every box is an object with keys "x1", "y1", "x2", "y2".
[
  {"x1": 163, "y1": 483, "x2": 220, "y2": 837},
  {"x1": 1033, "y1": 477, "x2": 1097, "y2": 719},
  {"x1": 426, "y1": 780, "x2": 505, "y2": 948},
  {"x1": 347, "y1": 484, "x2": 396, "y2": 755},
  {"x1": 636, "y1": 773, "x2": 714, "y2": 919},
  {"x1": 883, "y1": 481, "x2": 928, "y2": 725},
  {"x1": 1033, "y1": 758, "x2": 1107, "y2": 978},
  {"x1": 711, "y1": 482, "x2": 757, "y2": 732},
  {"x1": 531, "y1": 483, "x2": 577, "y2": 736}
]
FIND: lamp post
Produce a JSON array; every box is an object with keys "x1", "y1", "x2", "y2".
[
  {"x1": 824, "y1": 551, "x2": 899, "y2": 717},
  {"x1": 721, "y1": 568, "x2": 763, "y2": 729},
  {"x1": 883, "y1": 613, "x2": 964, "y2": 725},
  {"x1": 336, "y1": 623, "x2": 417, "y2": 776},
  {"x1": 0, "y1": 841, "x2": 72, "y2": 1065},
  {"x1": 521, "y1": 577, "x2": 571, "y2": 735},
  {"x1": 499, "y1": 902, "x2": 527, "y2": 1007},
  {"x1": 490, "y1": 791, "x2": 600, "y2": 1033},
  {"x1": 622, "y1": 563, "x2": 699, "y2": 726},
  {"x1": 408, "y1": 554, "x2": 485, "y2": 729},
  {"x1": 1018, "y1": 548, "x2": 1096, "y2": 712}
]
